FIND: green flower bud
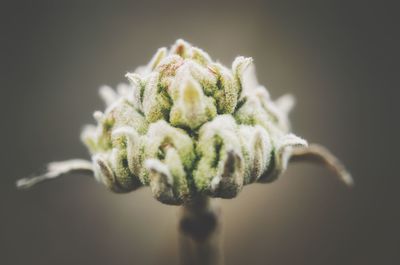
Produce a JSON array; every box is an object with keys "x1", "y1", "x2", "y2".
[{"x1": 18, "y1": 39, "x2": 352, "y2": 205}]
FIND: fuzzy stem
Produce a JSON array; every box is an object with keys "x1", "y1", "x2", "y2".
[{"x1": 179, "y1": 197, "x2": 223, "y2": 265}]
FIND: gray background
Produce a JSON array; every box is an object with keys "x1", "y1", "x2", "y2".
[{"x1": 1, "y1": 1, "x2": 398, "y2": 264}]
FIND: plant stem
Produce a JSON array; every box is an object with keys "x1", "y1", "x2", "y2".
[{"x1": 179, "y1": 196, "x2": 222, "y2": 265}]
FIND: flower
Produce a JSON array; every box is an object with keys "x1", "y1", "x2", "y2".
[{"x1": 17, "y1": 39, "x2": 352, "y2": 205}]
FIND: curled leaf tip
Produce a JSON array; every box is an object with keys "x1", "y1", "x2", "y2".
[
  {"x1": 16, "y1": 160, "x2": 93, "y2": 190},
  {"x1": 289, "y1": 144, "x2": 354, "y2": 187}
]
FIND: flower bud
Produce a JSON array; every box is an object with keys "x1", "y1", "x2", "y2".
[{"x1": 19, "y1": 39, "x2": 334, "y2": 204}]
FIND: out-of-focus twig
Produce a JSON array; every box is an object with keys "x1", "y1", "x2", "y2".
[{"x1": 179, "y1": 197, "x2": 222, "y2": 265}]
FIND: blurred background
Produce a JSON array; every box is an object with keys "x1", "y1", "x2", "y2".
[{"x1": 1, "y1": 1, "x2": 398, "y2": 264}]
